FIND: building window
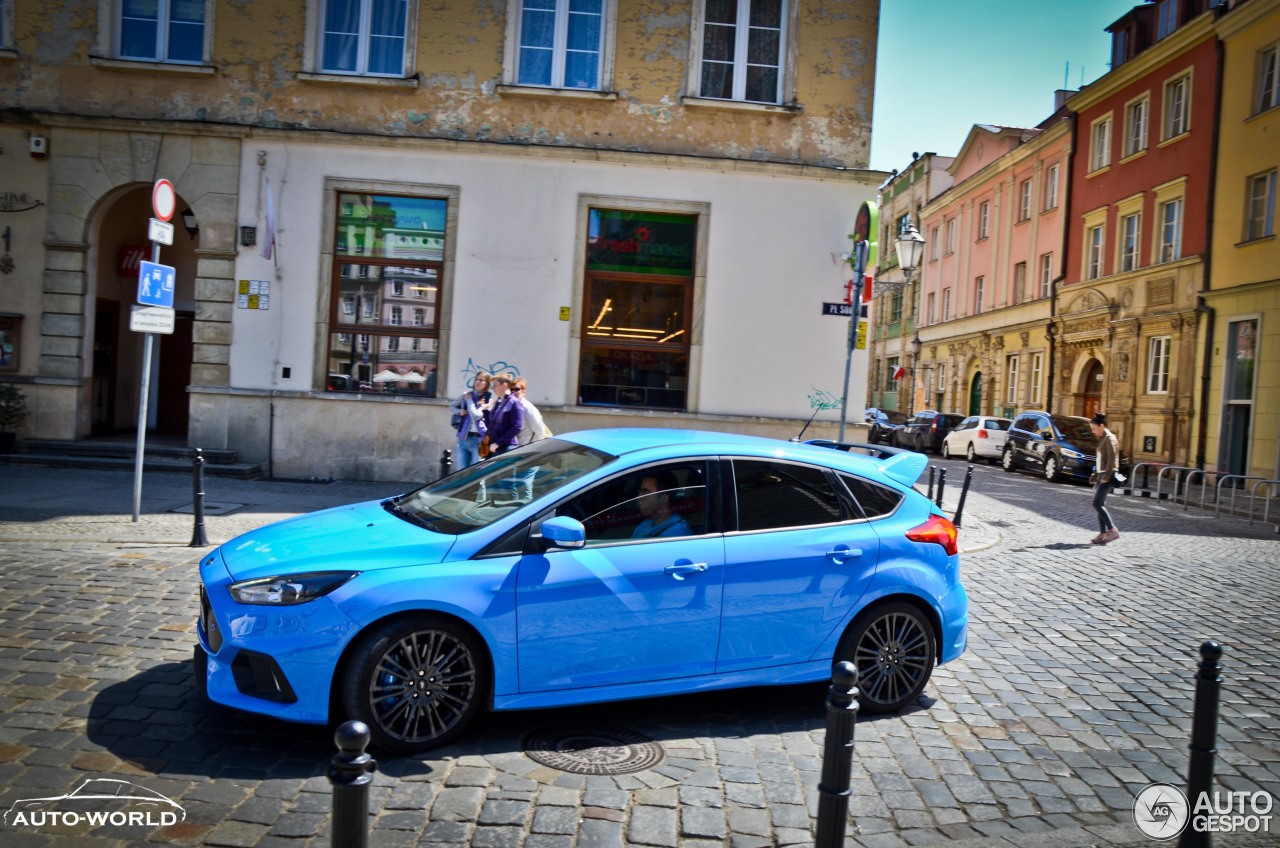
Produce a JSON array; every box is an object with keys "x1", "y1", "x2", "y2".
[
  {"x1": 1164, "y1": 74, "x2": 1190, "y2": 140},
  {"x1": 942, "y1": 287, "x2": 951, "y2": 321},
  {"x1": 1159, "y1": 198, "x2": 1183, "y2": 262},
  {"x1": 1086, "y1": 225, "x2": 1105, "y2": 280},
  {"x1": 1156, "y1": 0, "x2": 1179, "y2": 40},
  {"x1": 945, "y1": 218, "x2": 956, "y2": 254},
  {"x1": 978, "y1": 201, "x2": 989, "y2": 239},
  {"x1": 321, "y1": 0, "x2": 410, "y2": 76},
  {"x1": 1005, "y1": 355, "x2": 1019, "y2": 404},
  {"x1": 935, "y1": 361, "x2": 946, "y2": 398},
  {"x1": 697, "y1": 0, "x2": 787, "y2": 104},
  {"x1": 1120, "y1": 212, "x2": 1141, "y2": 272},
  {"x1": 517, "y1": 0, "x2": 605, "y2": 89},
  {"x1": 1124, "y1": 96, "x2": 1148, "y2": 157},
  {"x1": 929, "y1": 227, "x2": 940, "y2": 260},
  {"x1": 926, "y1": 292, "x2": 936, "y2": 325},
  {"x1": 1259, "y1": 45, "x2": 1279, "y2": 114},
  {"x1": 885, "y1": 356, "x2": 899, "y2": 392},
  {"x1": 1090, "y1": 117, "x2": 1112, "y2": 172},
  {"x1": 580, "y1": 208, "x2": 696, "y2": 410},
  {"x1": 119, "y1": 0, "x2": 207, "y2": 63},
  {"x1": 1147, "y1": 336, "x2": 1171, "y2": 393},
  {"x1": 1030, "y1": 353, "x2": 1043, "y2": 405},
  {"x1": 391, "y1": 280, "x2": 404, "y2": 296},
  {"x1": 974, "y1": 276, "x2": 985, "y2": 314},
  {"x1": 1013, "y1": 261, "x2": 1027, "y2": 305},
  {"x1": 1246, "y1": 170, "x2": 1277, "y2": 241},
  {"x1": 1018, "y1": 179, "x2": 1032, "y2": 222},
  {"x1": 1039, "y1": 252, "x2": 1053, "y2": 298},
  {"x1": 326, "y1": 191, "x2": 446, "y2": 396},
  {"x1": 1044, "y1": 164, "x2": 1059, "y2": 210}
]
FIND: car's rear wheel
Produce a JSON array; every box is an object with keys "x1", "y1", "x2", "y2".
[
  {"x1": 1001, "y1": 446, "x2": 1016, "y2": 472},
  {"x1": 1043, "y1": 454, "x2": 1061, "y2": 483},
  {"x1": 836, "y1": 602, "x2": 937, "y2": 713},
  {"x1": 965, "y1": 443, "x2": 977, "y2": 463},
  {"x1": 342, "y1": 615, "x2": 487, "y2": 754},
  {"x1": 915, "y1": 434, "x2": 926, "y2": 454}
]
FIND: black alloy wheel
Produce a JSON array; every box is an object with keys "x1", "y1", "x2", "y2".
[
  {"x1": 1001, "y1": 446, "x2": 1017, "y2": 472},
  {"x1": 1043, "y1": 453, "x2": 1062, "y2": 483},
  {"x1": 342, "y1": 616, "x2": 487, "y2": 754},
  {"x1": 837, "y1": 602, "x2": 937, "y2": 713}
]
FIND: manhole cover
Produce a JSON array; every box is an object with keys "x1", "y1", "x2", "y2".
[{"x1": 523, "y1": 726, "x2": 665, "y2": 775}]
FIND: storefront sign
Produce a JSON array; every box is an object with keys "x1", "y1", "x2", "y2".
[
  {"x1": 0, "y1": 191, "x2": 44, "y2": 213},
  {"x1": 586, "y1": 209, "x2": 695, "y2": 275}
]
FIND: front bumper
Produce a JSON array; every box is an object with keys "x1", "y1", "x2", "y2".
[{"x1": 1061, "y1": 454, "x2": 1095, "y2": 479}]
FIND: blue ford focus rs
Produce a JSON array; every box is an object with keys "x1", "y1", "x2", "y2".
[{"x1": 195, "y1": 429, "x2": 967, "y2": 753}]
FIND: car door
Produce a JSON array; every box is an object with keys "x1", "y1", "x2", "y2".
[
  {"x1": 950, "y1": 417, "x2": 976, "y2": 455},
  {"x1": 1029, "y1": 414, "x2": 1057, "y2": 467},
  {"x1": 1009, "y1": 414, "x2": 1040, "y2": 467},
  {"x1": 717, "y1": 458, "x2": 880, "y2": 673},
  {"x1": 514, "y1": 460, "x2": 725, "y2": 692}
]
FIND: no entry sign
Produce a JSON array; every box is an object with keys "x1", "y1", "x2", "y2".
[{"x1": 152, "y1": 179, "x2": 176, "y2": 222}]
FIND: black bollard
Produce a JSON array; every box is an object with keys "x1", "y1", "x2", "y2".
[
  {"x1": 935, "y1": 467, "x2": 947, "y2": 508},
  {"x1": 1178, "y1": 641, "x2": 1223, "y2": 848},
  {"x1": 440, "y1": 448, "x2": 453, "y2": 480},
  {"x1": 328, "y1": 720, "x2": 377, "y2": 848},
  {"x1": 927, "y1": 466, "x2": 937, "y2": 502},
  {"x1": 815, "y1": 662, "x2": 859, "y2": 848},
  {"x1": 954, "y1": 464, "x2": 974, "y2": 528},
  {"x1": 189, "y1": 448, "x2": 209, "y2": 547}
]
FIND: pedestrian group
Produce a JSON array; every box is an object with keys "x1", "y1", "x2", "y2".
[{"x1": 449, "y1": 371, "x2": 551, "y2": 470}]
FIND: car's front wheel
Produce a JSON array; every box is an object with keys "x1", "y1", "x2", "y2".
[
  {"x1": 341, "y1": 615, "x2": 487, "y2": 754},
  {"x1": 836, "y1": 602, "x2": 937, "y2": 713},
  {"x1": 966, "y1": 443, "x2": 977, "y2": 463},
  {"x1": 1043, "y1": 453, "x2": 1061, "y2": 483},
  {"x1": 1001, "y1": 446, "x2": 1017, "y2": 472}
]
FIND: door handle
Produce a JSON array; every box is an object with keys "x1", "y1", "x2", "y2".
[
  {"x1": 664, "y1": 562, "x2": 708, "y2": 580},
  {"x1": 825, "y1": 545, "x2": 863, "y2": 562}
]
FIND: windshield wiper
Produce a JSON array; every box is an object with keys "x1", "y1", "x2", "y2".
[{"x1": 381, "y1": 498, "x2": 437, "y2": 532}]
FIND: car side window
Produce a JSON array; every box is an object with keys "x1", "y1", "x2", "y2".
[
  {"x1": 555, "y1": 462, "x2": 708, "y2": 545},
  {"x1": 985, "y1": 419, "x2": 1009, "y2": 431},
  {"x1": 838, "y1": 473, "x2": 903, "y2": 520},
  {"x1": 960, "y1": 417, "x2": 976, "y2": 430},
  {"x1": 1014, "y1": 416, "x2": 1038, "y2": 432},
  {"x1": 731, "y1": 459, "x2": 844, "y2": 532}
]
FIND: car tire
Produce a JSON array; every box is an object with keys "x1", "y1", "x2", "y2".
[
  {"x1": 1043, "y1": 453, "x2": 1061, "y2": 483},
  {"x1": 341, "y1": 615, "x2": 487, "y2": 754},
  {"x1": 915, "y1": 434, "x2": 926, "y2": 454},
  {"x1": 1001, "y1": 446, "x2": 1016, "y2": 472},
  {"x1": 965, "y1": 443, "x2": 977, "y2": 463},
  {"x1": 835, "y1": 601, "x2": 937, "y2": 714}
]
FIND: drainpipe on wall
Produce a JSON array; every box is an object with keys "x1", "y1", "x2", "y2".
[{"x1": 1049, "y1": 111, "x2": 1076, "y2": 416}]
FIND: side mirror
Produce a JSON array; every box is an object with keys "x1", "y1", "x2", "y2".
[{"x1": 538, "y1": 516, "x2": 586, "y2": 550}]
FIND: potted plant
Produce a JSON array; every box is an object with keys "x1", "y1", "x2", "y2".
[{"x1": 0, "y1": 383, "x2": 29, "y2": 453}]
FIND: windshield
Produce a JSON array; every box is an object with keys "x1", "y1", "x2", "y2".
[
  {"x1": 390, "y1": 439, "x2": 615, "y2": 535},
  {"x1": 1053, "y1": 417, "x2": 1096, "y2": 442}
]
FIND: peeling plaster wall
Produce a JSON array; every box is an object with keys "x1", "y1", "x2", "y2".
[{"x1": 3, "y1": 0, "x2": 878, "y2": 168}]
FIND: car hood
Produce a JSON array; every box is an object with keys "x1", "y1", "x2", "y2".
[{"x1": 217, "y1": 500, "x2": 456, "y2": 581}]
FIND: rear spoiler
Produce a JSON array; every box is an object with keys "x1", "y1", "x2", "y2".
[{"x1": 804, "y1": 439, "x2": 928, "y2": 487}]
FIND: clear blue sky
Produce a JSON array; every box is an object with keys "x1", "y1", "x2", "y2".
[{"x1": 870, "y1": 0, "x2": 1144, "y2": 173}]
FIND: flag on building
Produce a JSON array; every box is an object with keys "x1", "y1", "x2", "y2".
[
  {"x1": 892, "y1": 364, "x2": 906, "y2": 381},
  {"x1": 261, "y1": 177, "x2": 277, "y2": 261}
]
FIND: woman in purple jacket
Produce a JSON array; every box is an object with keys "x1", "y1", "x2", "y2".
[{"x1": 484, "y1": 374, "x2": 525, "y2": 456}]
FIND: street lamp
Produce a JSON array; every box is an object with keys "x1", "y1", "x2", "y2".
[{"x1": 895, "y1": 222, "x2": 926, "y2": 275}]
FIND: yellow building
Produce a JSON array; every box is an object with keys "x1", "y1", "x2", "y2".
[{"x1": 1203, "y1": 0, "x2": 1280, "y2": 481}]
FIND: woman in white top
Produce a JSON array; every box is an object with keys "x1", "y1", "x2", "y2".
[{"x1": 513, "y1": 378, "x2": 550, "y2": 445}]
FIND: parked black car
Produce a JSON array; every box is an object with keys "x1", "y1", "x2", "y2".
[
  {"x1": 893, "y1": 410, "x2": 965, "y2": 454},
  {"x1": 866, "y1": 408, "x2": 909, "y2": 445},
  {"x1": 1000, "y1": 411, "x2": 1114, "y2": 483}
]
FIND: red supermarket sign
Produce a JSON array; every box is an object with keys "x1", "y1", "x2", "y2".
[{"x1": 118, "y1": 245, "x2": 148, "y2": 277}]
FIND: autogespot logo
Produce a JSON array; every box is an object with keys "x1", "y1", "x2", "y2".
[
  {"x1": 1134, "y1": 783, "x2": 1190, "y2": 840},
  {"x1": 3, "y1": 778, "x2": 186, "y2": 831}
]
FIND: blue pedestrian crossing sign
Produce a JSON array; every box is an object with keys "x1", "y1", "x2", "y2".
[{"x1": 137, "y1": 260, "x2": 176, "y2": 308}]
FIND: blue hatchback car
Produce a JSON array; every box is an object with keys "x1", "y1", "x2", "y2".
[{"x1": 195, "y1": 429, "x2": 968, "y2": 753}]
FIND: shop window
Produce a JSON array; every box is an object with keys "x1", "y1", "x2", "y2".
[{"x1": 579, "y1": 208, "x2": 695, "y2": 410}]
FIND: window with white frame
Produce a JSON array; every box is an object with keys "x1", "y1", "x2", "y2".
[
  {"x1": 516, "y1": 0, "x2": 606, "y2": 89},
  {"x1": 978, "y1": 201, "x2": 990, "y2": 239},
  {"x1": 1124, "y1": 96, "x2": 1148, "y2": 157},
  {"x1": 1030, "y1": 353, "x2": 1043, "y2": 404},
  {"x1": 1164, "y1": 74, "x2": 1190, "y2": 139},
  {"x1": 935, "y1": 361, "x2": 947, "y2": 399},
  {"x1": 1246, "y1": 169, "x2": 1277, "y2": 241},
  {"x1": 392, "y1": 280, "x2": 404, "y2": 296},
  {"x1": 885, "y1": 356, "x2": 899, "y2": 392},
  {"x1": 1120, "y1": 212, "x2": 1141, "y2": 272},
  {"x1": 413, "y1": 307, "x2": 426, "y2": 326},
  {"x1": 118, "y1": 0, "x2": 208, "y2": 63},
  {"x1": 1147, "y1": 335, "x2": 1171, "y2": 393},
  {"x1": 1039, "y1": 252, "x2": 1053, "y2": 297},
  {"x1": 1018, "y1": 179, "x2": 1032, "y2": 222},
  {"x1": 926, "y1": 292, "x2": 936, "y2": 325},
  {"x1": 890, "y1": 290, "x2": 903, "y2": 323},
  {"x1": 1044, "y1": 164, "x2": 1059, "y2": 210},
  {"x1": 974, "y1": 276, "x2": 985, "y2": 314},
  {"x1": 942, "y1": 287, "x2": 952, "y2": 321},
  {"x1": 697, "y1": 0, "x2": 787, "y2": 104},
  {"x1": 1259, "y1": 45, "x2": 1279, "y2": 114},
  {"x1": 320, "y1": 0, "x2": 410, "y2": 76},
  {"x1": 389, "y1": 305, "x2": 403, "y2": 325},
  {"x1": 930, "y1": 226, "x2": 940, "y2": 260},
  {"x1": 1013, "y1": 261, "x2": 1027, "y2": 305},
  {"x1": 1086, "y1": 225, "x2": 1105, "y2": 280},
  {"x1": 1156, "y1": 0, "x2": 1178, "y2": 40},
  {"x1": 1090, "y1": 116, "x2": 1112, "y2": 172},
  {"x1": 1159, "y1": 198, "x2": 1183, "y2": 262},
  {"x1": 945, "y1": 218, "x2": 956, "y2": 254},
  {"x1": 1005, "y1": 355, "x2": 1019, "y2": 404}
]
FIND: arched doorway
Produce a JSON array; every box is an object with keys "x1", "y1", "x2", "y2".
[
  {"x1": 1080, "y1": 359, "x2": 1104, "y2": 419},
  {"x1": 89, "y1": 185, "x2": 198, "y2": 439},
  {"x1": 968, "y1": 371, "x2": 982, "y2": 416}
]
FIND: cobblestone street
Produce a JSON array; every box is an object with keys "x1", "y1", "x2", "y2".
[{"x1": 0, "y1": 462, "x2": 1276, "y2": 847}]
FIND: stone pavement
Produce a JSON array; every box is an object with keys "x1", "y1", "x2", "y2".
[{"x1": 0, "y1": 463, "x2": 1277, "y2": 848}]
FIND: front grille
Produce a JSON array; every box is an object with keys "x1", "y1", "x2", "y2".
[{"x1": 200, "y1": 585, "x2": 223, "y2": 653}]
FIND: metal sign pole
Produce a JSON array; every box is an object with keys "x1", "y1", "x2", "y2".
[
  {"x1": 132, "y1": 240, "x2": 161, "y2": 522},
  {"x1": 838, "y1": 241, "x2": 867, "y2": 443}
]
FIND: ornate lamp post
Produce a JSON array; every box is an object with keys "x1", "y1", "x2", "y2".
[{"x1": 893, "y1": 220, "x2": 926, "y2": 414}]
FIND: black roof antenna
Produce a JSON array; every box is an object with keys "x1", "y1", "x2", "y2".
[{"x1": 790, "y1": 407, "x2": 823, "y2": 443}]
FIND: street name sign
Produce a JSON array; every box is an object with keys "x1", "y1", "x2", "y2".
[
  {"x1": 129, "y1": 304, "x2": 176, "y2": 334},
  {"x1": 137, "y1": 260, "x2": 176, "y2": 308}
]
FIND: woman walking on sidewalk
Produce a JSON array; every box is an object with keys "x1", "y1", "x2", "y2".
[{"x1": 1089, "y1": 412, "x2": 1122, "y2": 545}]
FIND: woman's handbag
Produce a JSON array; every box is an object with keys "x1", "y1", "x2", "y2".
[
  {"x1": 450, "y1": 410, "x2": 464, "y2": 429},
  {"x1": 478, "y1": 434, "x2": 492, "y2": 459}
]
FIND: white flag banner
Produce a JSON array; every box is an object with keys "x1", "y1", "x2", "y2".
[{"x1": 261, "y1": 177, "x2": 277, "y2": 261}]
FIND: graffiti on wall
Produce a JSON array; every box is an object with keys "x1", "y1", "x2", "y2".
[
  {"x1": 808, "y1": 386, "x2": 842, "y2": 411},
  {"x1": 461, "y1": 358, "x2": 522, "y2": 389}
]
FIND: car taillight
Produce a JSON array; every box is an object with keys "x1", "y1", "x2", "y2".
[
  {"x1": 977, "y1": 429, "x2": 988, "y2": 439},
  {"x1": 906, "y1": 515, "x2": 958, "y2": 556}
]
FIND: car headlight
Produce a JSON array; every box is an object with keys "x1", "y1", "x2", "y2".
[
  {"x1": 1061, "y1": 449, "x2": 1084, "y2": 459},
  {"x1": 228, "y1": 572, "x2": 358, "y2": 605}
]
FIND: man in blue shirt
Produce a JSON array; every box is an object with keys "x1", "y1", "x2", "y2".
[{"x1": 632, "y1": 472, "x2": 691, "y2": 538}]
